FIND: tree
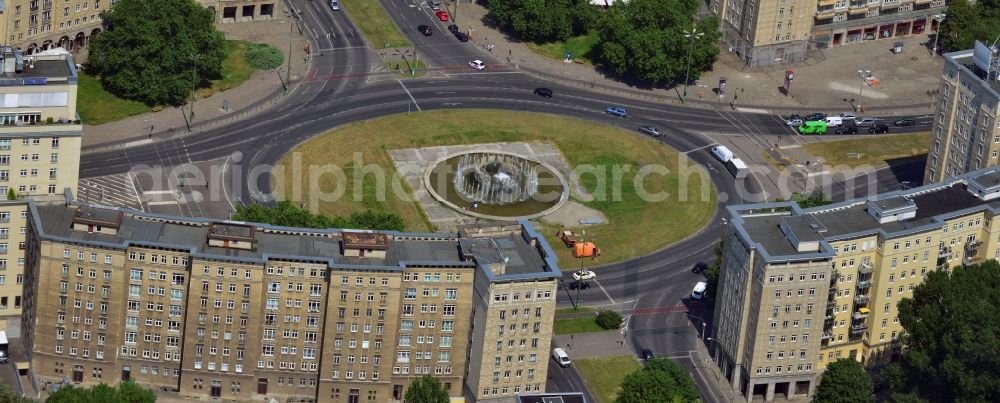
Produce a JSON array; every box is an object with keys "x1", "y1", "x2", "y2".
[
  {"x1": 404, "y1": 374, "x2": 450, "y2": 403},
  {"x1": 938, "y1": 0, "x2": 1000, "y2": 52},
  {"x1": 88, "y1": 0, "x2": 226, "y2": 106},
  {"x1": 0, "y1": 383, "x2": 33, "y2": 403},
  {"x1": 784, "y1": 191, "x2": 832, "y2": 208},
  {"x1": 6, "y1": 188, "x2": 16, "y2": 200},
  {"x1": 232, "y1": 201, "x2": 406, "y2": 231},
  {"x1": 813, "y1": 358, "x2": 875, "y2": 403},
  {"x1": 486, "y1": 0, "x2": 596, "y2": 42},
  {"x1": 595, "y1": 310, "x2": 623, "y2": 330},
  {"x1": 245, "y1": 44, "x2": 284, "y2": 70},
  {"x1": 883, "y1": 260, "x2": 1000, "y2": 402},
  {"x1": 616, "y1": 358, "x2": 700, "y2": 403},
  {"x1": 46, "y1": 381, "x2": 155, "y2": 403},
  {"x1": 595, "y1": 0, "x2": 720, "y2": 86}
]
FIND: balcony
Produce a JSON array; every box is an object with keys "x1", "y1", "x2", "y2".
[
  {"x1": 856, "y1": 280, "x2": 871, "y2": 289},
  {"x1": 858, "y1": 261, "x2": 873, "y2": 274},
  {"x1": 850, "y1": 323, "x2": 868, "y2": 334},
  {"x1": 821, "y1": 331, "x2": 834, "y2": 339},
  {"x1": 852, "y1": 307, "x2": 870, "y2": 320},
  {"x1": 854, "y1": 295, "x2": 869, "y2": 305}
]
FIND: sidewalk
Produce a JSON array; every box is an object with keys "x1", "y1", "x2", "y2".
[
  {"x1": 455, "y1": 1, "x2": 941, "y2": 116},
  {"x1": 80, "y1": 2, "x2": 311, "y2": 148}
]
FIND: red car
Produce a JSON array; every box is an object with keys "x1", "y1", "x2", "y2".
[{"x1": 436, "y1": 10, "x2": 449, "y2": 21}]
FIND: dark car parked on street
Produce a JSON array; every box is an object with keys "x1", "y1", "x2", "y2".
[
  {"x1": 417, "y1": 25, "x2": 432, "y2": 36},
  {"x1": 567, "y1": 281, "x2": 591, "y2": 290},
  {"x1": 869, "y1": 124, "x2": 890, "y2": 134},
  {"x1": 692, "y1": 262, "x2": 708, "y2": 274},
  {"x1": 805, "y1": 113, "x2": 827, "y2": 121},
  {"x1": 534, "y1": 87, "x2": 553, "y2": 98},
  {"x1": 454, "y1": 31, "x2": 469, "y2": 42},
  {"x1": 835, "y1": 126, "x2": 858, "y2": 134},
  {"x1": 894, "y1": 119, "x2": 915, "y2": 126}
]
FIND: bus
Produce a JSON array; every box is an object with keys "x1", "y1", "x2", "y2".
[{"x1": 0, "y1": 330, "x2": 9, "y2": 364}]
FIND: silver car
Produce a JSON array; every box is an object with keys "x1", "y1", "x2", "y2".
[
  {"x1": 785, "y1": 118, "x2": 803, "y2": 126},
  {"x1": 638, "y1": 126, "x2": 662, "y2": 137},
  {"x1": 857, "y1": 117, "x2": 877, "y2": 127}
]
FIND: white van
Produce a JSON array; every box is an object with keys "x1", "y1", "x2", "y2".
[
  {"x1": 825, "y1": 116, "x2": 843, "y2": 127},
  {"x1": 552, "y1": 347, "x2": 571, "y2": 367},
  {"x1": 711, "y1": 146, "x2": 733, "y2": 162},
  {"x1": 691, "y1": 281, "x2": 708, "y2": 300}
]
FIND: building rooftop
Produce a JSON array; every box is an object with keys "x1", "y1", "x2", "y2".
[
  {"x1": 729, "y1": 166, "x2": 1000, "y2": 261},
  {"x1": 516, "y1": 393, "x2": 588, "y2": 403},
  {"x1": 30, "y1": 199, "x2": 561, "y2": 280},
  {"x1": 945, "y1": 49, "x2": 1000, "y2": 98}
]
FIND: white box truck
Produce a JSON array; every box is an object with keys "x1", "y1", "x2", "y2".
[{"x1": 726, "y1": 158, "x2": 749, "y2": 179}]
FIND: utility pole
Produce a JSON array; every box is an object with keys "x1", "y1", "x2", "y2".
[
  {"x1": 857, "y1": 69, "x2": 870, "y2": 113},
  {"x1": 187, "y1": 53, "x2": 199, "y2": 131},
  {"x1": 682, "y1": 24, "x2": 704, "y2": 103},
  {"x1": 285, "y1": 7, "x2": 295, "y2": 93}
]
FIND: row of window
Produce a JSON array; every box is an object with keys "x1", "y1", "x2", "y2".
[
  {"x1": 493, "y1": 290, "x2": 551, "y2": 302},
  {"x1": 767, "y1": 271, "x2": 827, "y2": 283},
  {"x1": 481, "y1": 384, "x2": 542, "y2": 397},
  {"x1": 754, "y1": 363, "x2": 813, "y2": 376}
]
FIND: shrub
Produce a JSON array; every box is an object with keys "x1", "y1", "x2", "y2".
[
  {"x1": 245, "y1": 43, "x2": 284, "y2": 70},
  {"x1": 595, "y1": 310, "x2": 623, "y2": 330}
]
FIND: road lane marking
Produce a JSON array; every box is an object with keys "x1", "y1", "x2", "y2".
[
  {"x1": 683, "y1": 143, "x2": 719, "y2": 155},
  {"x1": 594, "y1": 279, "x2": 615, "y2": 305},
  {"x1": 398, "y1": 80, "x2": 422, "y2": 111}
]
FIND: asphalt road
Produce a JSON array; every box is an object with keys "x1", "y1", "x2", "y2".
[{"x1": 75, "y1": 2, "x2": 931, "y2": 401}]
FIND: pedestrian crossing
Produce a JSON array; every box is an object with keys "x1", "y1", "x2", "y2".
[{"x1": 77, "y1": 173, "x2": 144, "y2": 212}]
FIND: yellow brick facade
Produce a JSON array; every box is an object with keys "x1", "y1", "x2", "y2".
[{"x1": 23, "y1": 204, "x2": 562, "y2": 402}]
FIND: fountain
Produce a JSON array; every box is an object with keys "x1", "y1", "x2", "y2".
[{"x1": 425, "y1": 151, "x2": 568, "y2": 219}]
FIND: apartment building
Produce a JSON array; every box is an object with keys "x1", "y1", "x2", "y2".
[
  {"x1": 0, "y1": 46, "x2": 80, "y2": 320},
  {"x1": 0, "y1": 0, "x2": 276, "y2": 55},
  {"x1": 713, "y1": 165, "x2": 1000, "y2": 401},
  {"x1": 711, "y1": 0, "x2": 945, "y2": 67},
  {"x1": 810, "y1": 0, "x2": 943, "y2": 48},
  {"x1": 924, "y1": 42, "x2": 1000, "y2": 184},
  {"x1": 711, "y1": 0, "x2": 818, "y2": 67},
  {"x1": 23, "y1": 199, "x2": 561, "y2": 403}
]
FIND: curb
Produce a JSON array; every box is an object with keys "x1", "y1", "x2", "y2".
[{"x1": 517, "y1": 65, "x2": 933, "y2": 117}]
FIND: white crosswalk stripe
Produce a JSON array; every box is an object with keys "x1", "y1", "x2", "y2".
[{"x1": 77, "y1": 173, "x2": 144, "y2": 212}]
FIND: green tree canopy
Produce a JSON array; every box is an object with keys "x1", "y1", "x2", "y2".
[
  {"x1": 486, "y1": 0, "x2": 596, "y2": 42},
  {"x1": 232, "y1": 201, "x2": 405, "y2": 231},
  {"x1": 404, "y1": 374, "x2": 450, "y2": 403},
  {"x1": 814, "y1": 358, "x2": 874, "y2": 403},
  {"x1": 939, "y1": 0, "x2": 1000, "y2": 52},
  {"x1": 595, "y1": 310, "x2": 623, "y2": 330},
  {"x1": 595, "y1": 0, "x2": 720, "y2": 86},
  {"x1": 883, "y1": 260, "x2": 1000, "y2": 402},
  {"x1": 615, "y1": 358, "x2": 700, "y2": 403},
  {"x1": 46, "y1": 381, "x2": 155, "y2": 403},
  {"x1": 780, "y1": 191, "x2": 832, "y2": 208},
  {"x1": 88, "y1": 0, "x2": 226, "y2": 106},
  {"x1": 245, "y1": 44, "x2": 284, "y2": 70}
]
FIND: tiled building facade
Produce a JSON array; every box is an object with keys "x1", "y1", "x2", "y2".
[
  {"x1": 710, "y1": 0, "x2": 946, "y2": 67},
  {"x1": 0, "y1": 48, "x2": 80, "y2": 320},
  {"x1": 924, "y1": 44, "x2": 1000, "y2": 184},
  {"x1": 713, "y1": 165, "x2": 1000, "y2": 401},
  {"x1": 23, "y1": 200, "x2": 561, "y2": 402}
]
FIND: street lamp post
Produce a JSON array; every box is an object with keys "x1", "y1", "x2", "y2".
[
  {"x1": 685, "y1": 313, "x2": 708, "y2": 340},
  {"x1": 856, "y1": 69, "x2": 870, "y2": 113},
  {"x1": 931, "y1": 14, "x2": 946, "y2": 55},
  {"x1": 682, "y1": 26, "x2": 704, "y2": 103}
]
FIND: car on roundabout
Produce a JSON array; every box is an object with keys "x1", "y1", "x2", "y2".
[
  {"x1": 785, "y1": 118, "x2": 803, "y2": 126},
  {"x1": 469, "y1": 60, "x2": 485, "y2": 70},
  {"x1": 638, "y1": 126, "x2": 662, "y2": 137},
  {"x1": 835, "y1": 126, "x2": 858, "y2": 135},
  {"x1": 572, "y1": 269, "x2": 596, "y2": 281},
  {"x1": 606, "y1": 106, "x2": 628, "y2": 117},
  {"x1": 567, "y1": 281, "x2": 591, "y2": 290}
]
